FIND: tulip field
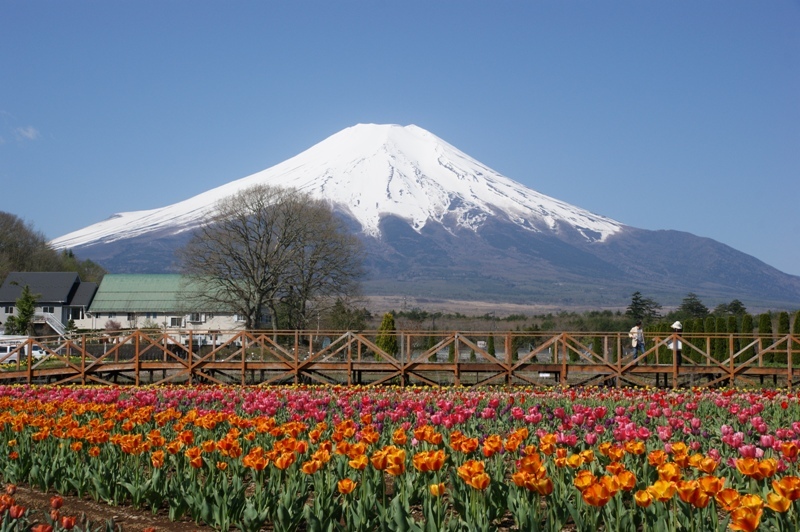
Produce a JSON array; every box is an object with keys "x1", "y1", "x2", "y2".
[{"x1": 1, "y1": 384, "x2": 799, "y2": 531}]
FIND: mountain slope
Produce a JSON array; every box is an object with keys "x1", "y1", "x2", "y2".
[
  {"x1": 51, "y1": 124, "x2": 800, "y2": 309},
  {"x1": 51, "y1": 124, "x2": 622, "y2": 248}
]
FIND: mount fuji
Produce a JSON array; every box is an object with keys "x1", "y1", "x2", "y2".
[{"x1": 51, "y1": 124, "x2": 800, "y2": 308}]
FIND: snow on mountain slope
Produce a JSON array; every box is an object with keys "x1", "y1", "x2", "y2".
[{"x1": 51, "y1": 124, "x2": 623, "y2": 249}]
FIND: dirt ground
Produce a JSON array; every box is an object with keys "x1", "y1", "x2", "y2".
[{"x1": 10, "y1": 484, "x2": 206, "y2": 531}]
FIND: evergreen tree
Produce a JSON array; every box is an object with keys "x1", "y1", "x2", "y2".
[
  {"x1": 677, "y1": 293, "x2": 709, "y2": 320},
  {"x1": 487, "y1": 334, "x2": 496, "y2": 357},
  {"x1": 727, "y1": 299, "x2": 747, "y2": 317},
  {"x1": 3, "y1": 284, "x2": 37, "y2": 336},
  {"x1": 592, "y1": 336, "x2": 604, "y2": 361},
  {"x1": 375, "y1": 312, "x2": 399, "y2": 361},
  {"x1": 727, "y1": 315, "x2": 739, "y2": 358},
  {"x1": 776, "y1": 311, "x2": 790, "y2": 365},
  {"x1": 714, "y1": 317, "x2": 727, "y2": 362},
  {"x1": 448, "y1": 341, "x2": 456, "y2": 363},
  {"x1": 427, "y1": 327, "x2": 437, "y2": 362},
  {"x1": 704, "y1": 316, "x2": 716, "y2": 364},
  {"x1": 694, "y1": 318, "x2": 706, "y2": 364},
  {"x1": 626, "y1": 291, "x2": 662, "y2": 322},
  {"x1": 740, "y1": 314, "x2": 755, "y2": 360},
  {"x1": 683, "y1": 319, "x2": 697, "y2": 363},
  {"x1": 758, "y1": 313, "x2": 774, "y2": 364}
]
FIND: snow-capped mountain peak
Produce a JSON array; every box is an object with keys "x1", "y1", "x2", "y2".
[{"x1": 51, "y1": 124, "x2": 623, "y2": 249}]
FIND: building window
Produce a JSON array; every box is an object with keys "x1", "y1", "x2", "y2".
[
  {"x1": 169, "y1": 317, "x2": 183, "y2": 328},
  {"x1": 108, "y1": 312, "x2": 116, "y2": 319},
  {"x1": 3, "y1": 306, "x2": 13, "y2": 314},
  {"x1": 234, "y1": 314, "x2": 246, "y2": 322},
  {"x1": 68, "y1": 308, "x2": 84, "y2": 320},
  {"x1": 146, "y1": 312, "x2": 158, "y2": 319},
  {"x1": 41, "y1": 306, "x2": 55, "y2": 314},
  {"x1": 189, "y1": 313, "x2": 203, "y2": 323},
  {"x1": 127, "y1": 313, "x2": 136, "y2": 322}
]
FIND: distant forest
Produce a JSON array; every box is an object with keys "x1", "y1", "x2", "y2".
[{"x1": 0, "y1": 211, "x2": 106, "y2": 285}]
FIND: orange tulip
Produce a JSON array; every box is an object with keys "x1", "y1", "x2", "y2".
[
  {"x1": 715, "y1": 488, "x2": 741, "y2": 512},
  {"x1": 728, "y1": 506, "x2": 763, "y2": 532},
  {"x1": 634, "y1": 489, "x2": 653, "y2": 508},
  {"x1": 565, "y1": 454, "x2": 584, "y2": 469},
  {"x1": 765, "y1": 492, "x2": 791, "y2": 513},
  {"x1": 518, "y1": 453, "x2": 546, "y2": 476},
  {"x1": 615, "y1": 470, "x2": 637, "y2": 492},
  {"x1": 466, "y1": 472, "x2": 491, "y2": 490},
  {"x1": 301, "y1": 459, "x2": 322, "y2": 475},
  {"x1": 185, "y1": 446, "x2": 203, "y2": 469},
  {"x1": 772, "y1": 475, "x2": 800, "y2": 501},
  {"x1": 385, "y1": 449, "x2": 406, "y2": 476},
  {"x1": 60, "y1": 515, "x2": 77, "y2": 530},
  {"x1": 533, "y1": 477, "x2": 554, "y2": 496},
  {"x1": 243, "y1": 448, "x2": 269, "y2": 471},
  {"x1": 392, "y1": 427, "x2": 407, "y2": 445},
  {"x1": 430, "y1": 483, "x2": 446, "y2": 497},
  {"x1": 579, "y1": 449, "x2": 595, "y2": 463},
  {"x1": 482, "y1": 435, "x2": 503, "y2": 458},
  {"x1": 676, "y1": 480, "x2": 703, "y2": 506},
  {"x1": 178, "y1": 430, "x2": 194, "y2": 446},
  {"x1": 274, "y1": 452, "x2": 296, "y2": 470},
  {"x1": 413, "y1": 450, "x2": 446, "y2": 473},
  {"x1": 582, "y1": 482, "x2": 612, "y2": 507},
  {"x1": 780, "y1": 441, "x2": 799, "y2": 461},
  {"x1": 9, "y1": 504, "x2": 25, "y2": 519},
  {"x1": 647, "y1": 480, "x2": 677, "y2": 503},
  {"x1": 697, "y1": 475, "x2": 725, "y2": 496},
  {"x1": 647, "y1": 450, "x2": 668, "y2": 467},
  {"x1": 150, "y1": 449, "x2": 165, "y2": 468},
  {"x1": 624, "y1": 441, "x2": 646, "y2": 455},
  {"x1": 337, "y1": 478, "x2": 357, "y2": 495},
  {"x1": 697, "y1": 456, "x2": 719, "y2": 475},
  {"x1": 573, "y1": 470, "x2": 597, "y2": 492},
  {"x1": 349, "y1": 454, "x2": 368, "y2": 471},
  {"x1": 606, "y1": 445, "x2": 625, "y2": 462},
  {"x1": 657, "y1": 462, "x2": 682, "y2": 482}
]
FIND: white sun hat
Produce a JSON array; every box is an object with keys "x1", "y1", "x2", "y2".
[{"x1": 671, "y1": 321, "x2": 683, "y2": 330}]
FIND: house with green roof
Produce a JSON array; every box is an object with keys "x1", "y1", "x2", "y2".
[{"x1": 87, "y1": 274, "x2": 250, "y2": 340}]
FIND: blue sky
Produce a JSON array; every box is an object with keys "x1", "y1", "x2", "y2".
[{"x1": 2, "y1": 1, "x2": 799, "y2": 276}]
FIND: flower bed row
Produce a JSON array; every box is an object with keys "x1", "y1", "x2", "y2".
[{"x1": 0, "y1": 384, "x2": 799, "y2": 531}]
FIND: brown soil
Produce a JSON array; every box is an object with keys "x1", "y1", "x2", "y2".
[{"x1": 10, "y1": 484, "x2": 207, "y2": 532}]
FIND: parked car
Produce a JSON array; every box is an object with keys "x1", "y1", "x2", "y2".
[{"x1": 0, "y1": 344, "x2": 48, "y2": 364}]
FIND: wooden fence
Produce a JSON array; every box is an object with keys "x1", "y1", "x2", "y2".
[{"x1": 1, "y1": 330, "x2": 798, "y2": 389}]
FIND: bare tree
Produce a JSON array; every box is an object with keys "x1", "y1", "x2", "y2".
[{"x1": 176, "y1": 184, "x2": 363, "y2": 330}]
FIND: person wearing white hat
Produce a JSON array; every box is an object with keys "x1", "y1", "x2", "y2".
[{"x1": 668, "y1": 321, "x2": 683, "y2": 367}]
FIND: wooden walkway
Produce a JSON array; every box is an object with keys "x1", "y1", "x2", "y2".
[{"x1": 1, "y1": 330, "x2": 798, "y2": 389}]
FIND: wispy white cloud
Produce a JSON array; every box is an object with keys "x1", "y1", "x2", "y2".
[{"x1": 15, "y1": 126, "x2": 40, "y2": 141}]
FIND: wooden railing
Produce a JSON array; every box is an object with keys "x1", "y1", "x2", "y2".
[{"x1": 1, "y1": 330, "x2": 798, "y2": 389}]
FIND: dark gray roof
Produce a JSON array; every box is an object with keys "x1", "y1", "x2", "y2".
[
  {"x1": 0, "y1": 272, "x2": 82, "y2": 305},
  {"x1": 70, "y1": 282, "x2": 98, "y2": 307}
]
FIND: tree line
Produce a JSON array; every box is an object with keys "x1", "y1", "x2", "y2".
[{"x1": 0, "y1": 211, "x2": 106, "y2": 285}]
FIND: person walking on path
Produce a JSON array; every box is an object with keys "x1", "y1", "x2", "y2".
[{"x1": 629, "y1": 320, "x2": 645, "y2": 360}]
